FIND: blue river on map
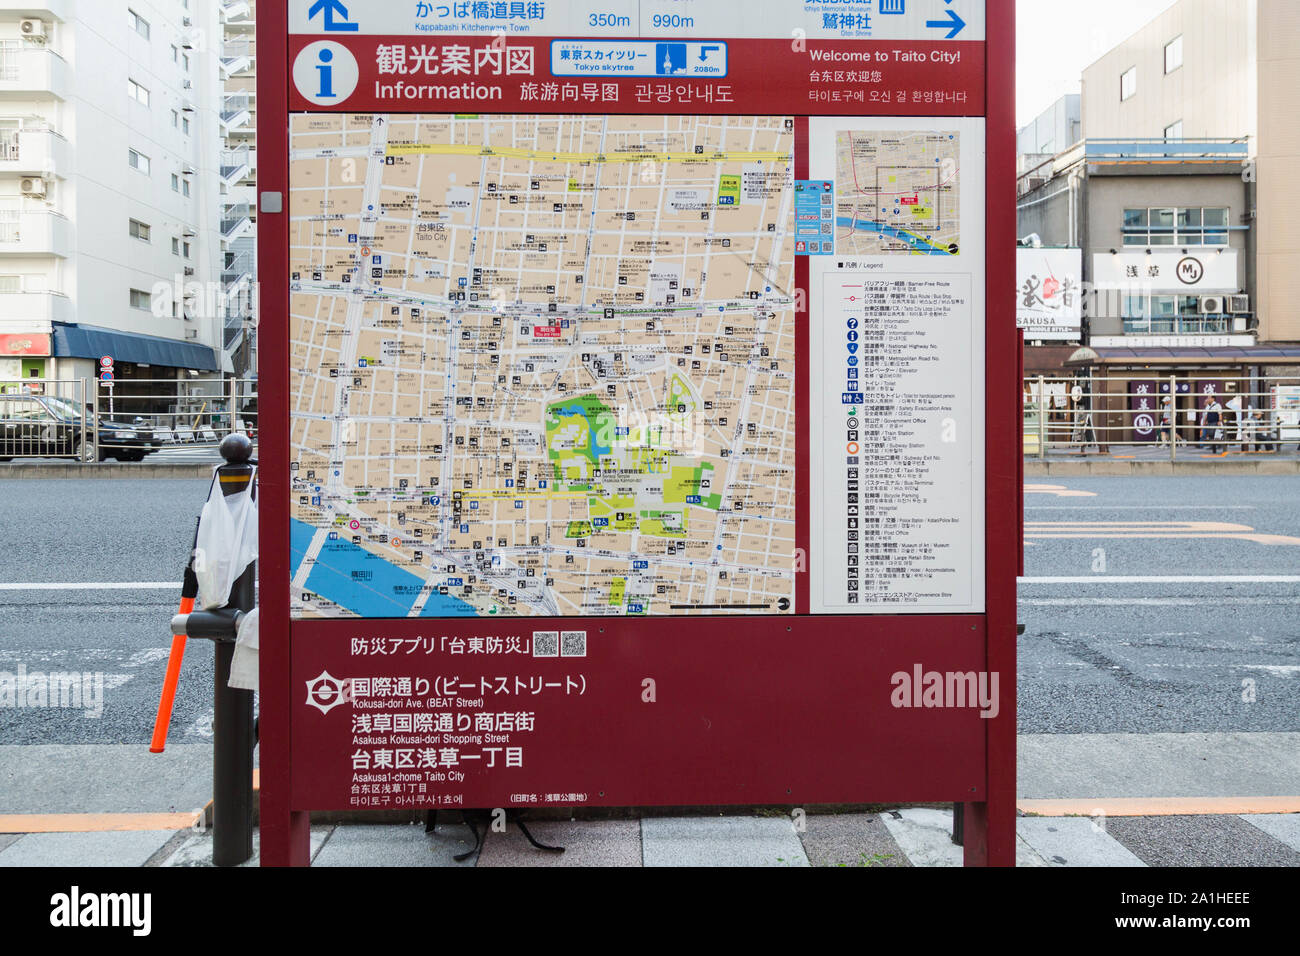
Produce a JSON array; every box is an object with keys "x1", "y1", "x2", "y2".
[
  {"x1": 834, "y1": 216, "x2": 954, "y2": 255},
  {"x1": 291, "y1": 518, "x2": 476, "y2": 617}
]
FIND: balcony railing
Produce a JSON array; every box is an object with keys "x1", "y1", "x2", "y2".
[
  {"x1": 221, "y1": 92, "x2": 250, "y2": 123},
  {"x1": 0, "y1": 125, "x2": 70, "y2": 175},
  {"x1": 0, "y1": 45, "x2": 70, "y2": 98}
]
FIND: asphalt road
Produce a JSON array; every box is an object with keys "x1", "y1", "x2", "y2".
[
  {"x1": 1021, "y1": 475, "x2": 1300, "y2": 734},
  {"x1": 0, "y1": 478, "x2": 214, "y2": 745},
  {"x1": 0, "y1": 475, "x2": 1296, "y2": 745}
]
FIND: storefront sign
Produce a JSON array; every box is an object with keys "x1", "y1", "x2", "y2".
[{"x1": 1017, "y1": 248, "x2": 1081, "y2": 340}]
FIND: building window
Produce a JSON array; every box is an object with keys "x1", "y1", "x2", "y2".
[
  {"x1": 128, "y1": 148, "x2": 150, "y2": 174},
  {"x1": 171, "y1": 173, "x2": 180, "y2": 192},
  {"x1": 171, "y1": 109, "x2": 179, "y2": 128},
  {"x1": 0, "y1": 275, "x2": 21, "y2": 293},
  {"x1": 1164, "y1": 120, "x2": 1184, "y2": 141},
  {"x1": 129, "y1": 288, "x2": 152, "y2": 310},
  {"x1": 171, "y1": 44, "x2": 178, "y2": 63},
  {"x1": 129, "y1": 10, "x2": 150, "y2": 40},
  {"x1": 1122, "y1": 294, "x2": 1231, "y2": 336},
  {"x1": 1120, "y1": 66, "x2": 1137, "y2": 101},
  {"x1": 1122, "y1": 207, "x2": 1230, "y2": 246},
  {"x1": 1165, "y1": 35, "x2": 1183, "y2": 74},
  {"x1": 128, "y1": 79, "x2": 150, "y2": 106},
  {"x1": 129, "y1": 219, "x2": 151, "y2": 242},
  {"x1": 182, "y1": 116, "x2": 190, "y2": 135},
  {"x1": 183, "y1": 53, "x2": 190, "y2": 72},
  {"x1": 183, "y1": 241, "x2": 191, "y2": 259},
  {"x1": 182, "y1": 178, "x2": 191, "y2": 197},
  {"x1": 172, "y1": 237, "x2": 180, "y2": 254}
]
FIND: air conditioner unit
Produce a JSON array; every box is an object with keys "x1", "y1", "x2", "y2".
[
  {"x1": 1232, "y1": 315, "x2": 1250, "y2": 333},
  {"x1": 1228, "y1": 294, "x2": 1250, "y2": 314},
  {"x1": 182, "y1": 17, "x2": 193, "y2": 27},
  {"x1": 185, "y1": 329, "x2": 199, "y2": 339},
  {"x1": 21, "y1": 177, "x2": 47, "y2": 198},
  {"x1": 182, "y1": 80, "x2": 193, "y2": 90},
  {"x1": 183, "y1": 266, "x2": 196, "y2": 277},
  {"x1": 20, "y1": 19, "x2": 47, "y2": 41},
  {"x1": 1199, "y1": 295, "x2": 1224, "y2": 315}
]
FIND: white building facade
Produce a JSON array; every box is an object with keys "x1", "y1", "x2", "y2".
[{"x1": 0, "y1": 0, "x2": 228, "y2": 391}]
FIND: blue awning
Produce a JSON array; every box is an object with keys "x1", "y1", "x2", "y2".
[{"x1": 50, "y1": 322, "x2": 220, "y2": 372}]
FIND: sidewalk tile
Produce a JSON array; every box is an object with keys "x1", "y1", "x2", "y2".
[
  {"x1": 0, "y1": 830, "x2": 176, "y2": 867},
  {"x1": 878, "y1": 809, "x2": 963, "y2": 867},
  {"x1": 476, "y1": 819, "x2": 640, "y2": 867},
  {"x1": 1239, "y1": 813, "x2": 1300, "y2": 852},
  {"x1": 1016, "y1": 818, "x2": 1146, "y2": 867},
  {"x1": 641, "y1": 816, "x2": 809, "y2": 867},
  {"x1": 798, "y1": 812, "x2": 910, "y2": 867},
  {"x1": 313, "y1": 823, "x2": 476, "y2": 867},
  {"x1": 1107, "y1": 815, "x2": 1300, "y2": 867},
  {"x1": 158, "y1": 826, "x2": 334, "y2": 867}
]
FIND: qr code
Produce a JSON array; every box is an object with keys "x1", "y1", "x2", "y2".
[
  {"x1": 561, "y1": 630, "x2": 587, "y2": 658},
  {"x1": 532, "y1": 631, "x2": 559, "y2": 657}
]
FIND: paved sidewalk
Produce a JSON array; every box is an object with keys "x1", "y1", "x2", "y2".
[{"x1": 4, "y1": 808, "x2": 1300, "y2": 867}]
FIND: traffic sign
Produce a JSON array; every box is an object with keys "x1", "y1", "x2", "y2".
[{"x1": 99, "y1": 355, "x2": 114, "y2": 369}]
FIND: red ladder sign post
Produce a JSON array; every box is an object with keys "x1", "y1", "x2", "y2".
[{"x1": 257, "y1": 0, "x2": 1017, "y2": 867}]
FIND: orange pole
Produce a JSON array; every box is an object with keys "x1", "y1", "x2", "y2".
[{"x1": 149, "y1": 595, "x2": 195, "y2": 754}]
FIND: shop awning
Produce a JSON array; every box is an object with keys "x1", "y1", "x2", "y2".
[
  {"x1": 1065, "y1": 346, "x2": 1300, "y2": 367},
  {"x1": 50, "y1": 322, "x2": 221, "y2": 372}
]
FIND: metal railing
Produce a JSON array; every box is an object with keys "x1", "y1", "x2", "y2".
[
  {"x1": 221, "y1": 92, "x2": 250, "y2": 122},
  {"x1": 0, "y1": 378, "x2": 257, "y2": 463},
  {"x1": 0, "y1": 379, "x2": 91, "y2": 461},
  {"x1": 1024, "y1": 373, "x2": 1300, "y2": 460}
]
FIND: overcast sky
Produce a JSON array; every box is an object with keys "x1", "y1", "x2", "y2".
[{"x1": 1017, "y1": 0, "x2": 1180, "y2": 127}]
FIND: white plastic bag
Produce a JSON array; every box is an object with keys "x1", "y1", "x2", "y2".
[
  {"x1": 194, "y1": 467, "x2": 258, "y2": 610},
  {"x1": 228, "y1": 607, "x2": 259, "y2": 692}
]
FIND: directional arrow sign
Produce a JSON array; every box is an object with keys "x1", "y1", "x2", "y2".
[
  {"x1": 308, "y1": 0, "x2": 358, "y2": 31},
  {"x1": 927, "y1": 7, "x2": 967, "y2": 39},
  {"x1": 698, "y1": 45, "x2": 721, "y2": 62}
]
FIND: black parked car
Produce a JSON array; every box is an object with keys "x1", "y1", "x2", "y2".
[{"x1": 0, "y1": 393, "x2": 159, "y2": 462}]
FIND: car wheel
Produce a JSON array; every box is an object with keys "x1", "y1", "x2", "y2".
[{"x1": 78, "y1": 441, "x2": 97, "y2": 463}]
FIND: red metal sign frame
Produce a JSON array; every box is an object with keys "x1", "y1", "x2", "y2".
[{"x1": 257, "y1": 0, "x2": 1017, "y2": 866}]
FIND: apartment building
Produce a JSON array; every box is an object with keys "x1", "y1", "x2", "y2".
[
  {"x1": 0, "y1": 0, "x2": 227, "y2": 395},
  {"x1": 1079, "y1": 0, "x2": 1297, "y2": 347},
  {"x1": 220, "y1": 0, "x2": 255, "y2": 379}
]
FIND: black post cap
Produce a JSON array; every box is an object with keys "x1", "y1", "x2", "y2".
[{"x1": 220, "y1": 433, "x2": 254, "y2": 465}]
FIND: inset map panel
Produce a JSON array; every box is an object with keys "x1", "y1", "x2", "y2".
[{"x1": 835, "y1": 130, "x2": 960, "y2": 256}]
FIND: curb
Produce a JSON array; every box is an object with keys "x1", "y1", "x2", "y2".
[
  {"x1": 1018, "y1": 796, "x2": 1300, "y2": 817},
  {"x1": 0, "y1": 462, "x2": 214, "y2": 479},
  {"x1": 1025, "y1": 458, "x2": 1300, "y2": 476}
]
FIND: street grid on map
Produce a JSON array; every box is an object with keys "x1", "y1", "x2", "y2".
[
  {"x1": 287, "y1": 113, "x2": 796, "y2": 619},
  {"x1": 835, "y1": 130, "x2": 960, "y2": 256}
]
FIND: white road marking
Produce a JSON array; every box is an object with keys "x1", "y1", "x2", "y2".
[
  {"x1": 1023, "y1": 597, "x2": 1300, "y2": 607},
  {"x1": 1026, "y1": 505, "x2": 1257, "y2": 511},
  {"x1": 0, "y1": 582, "x2": 181, "y2": 591},
  {"x1": 1020, "y1": 575, "x2": 1300, "y2": 585}
]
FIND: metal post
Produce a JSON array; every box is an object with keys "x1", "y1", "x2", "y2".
[
  {"x1": 90, "y1": 381, "x2": 100, "y2": 463},
  {"x1": 1037, "y1": 375, "x2": 1046, "y2": 460},
  {"x1": 229, "y1": 376, "x2": 239, "y2": 440},
  {"x1": 1169, "y1": 375, "x2": 1178, "y2": 462},
  {"x1": 211, "y1": 434, "x2": 256, "y2": 867}
]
